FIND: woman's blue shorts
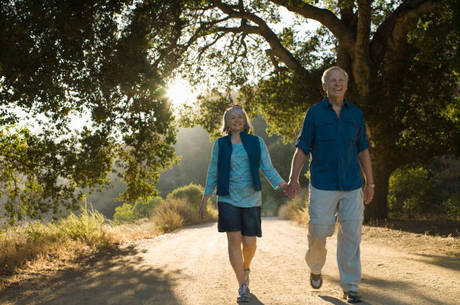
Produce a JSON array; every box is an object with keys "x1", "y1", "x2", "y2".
[{"x1": 217, "y1": 201, "x2": 262, "y2": 237}]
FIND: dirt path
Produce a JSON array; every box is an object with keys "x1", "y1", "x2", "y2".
[{"x1": 1, "y1": 218, "x2": 459, "y2": 305}]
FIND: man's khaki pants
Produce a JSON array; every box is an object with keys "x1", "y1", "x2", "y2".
[{"x1": 306, "y1": 186, "x2": 364, "y2": 292}]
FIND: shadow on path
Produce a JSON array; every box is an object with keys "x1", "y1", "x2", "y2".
[
  {"x1": 318, "y1": 295, "x2": 349, "y2": 305},
  {"x1": 366, "y1": 219, "x2": 460, "y2": 237},
  {"x1": 413, "y1": 253, "x2": 460, "y2": 271},
  {"x1": 240, "y1": 293, "x2": 265, "y2": 305},
  {"x1": 0, "y1": 245, "x2": 181, "y2": 305},
  {"x1": 323, "y1": 272, "x2": 453, "y2": 305}
]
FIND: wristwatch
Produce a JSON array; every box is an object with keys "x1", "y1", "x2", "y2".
[{"x1": 366, "y1": 183, "x2": 375, "y2": 188}]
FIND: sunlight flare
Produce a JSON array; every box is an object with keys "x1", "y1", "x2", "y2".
[{"x1": 166, "y1": 78, "x2": 197, "y2": 108}]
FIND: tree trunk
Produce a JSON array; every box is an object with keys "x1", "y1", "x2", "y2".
[{"x1": 364, "y1": 162, "x2": 392, "y2": 222}]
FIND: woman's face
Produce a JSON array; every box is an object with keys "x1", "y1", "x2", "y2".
[{"x1": 228, "y1": 111, "x2": 245, "y2": 133}]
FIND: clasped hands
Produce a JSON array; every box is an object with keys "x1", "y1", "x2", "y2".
[{"x1": 278, "y1": 180, "x2": 300, "y2": 199}]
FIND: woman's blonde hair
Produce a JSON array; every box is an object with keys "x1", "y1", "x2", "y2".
[{"x1": 220, "y1": 105, "x2": 252, "y2": 135}]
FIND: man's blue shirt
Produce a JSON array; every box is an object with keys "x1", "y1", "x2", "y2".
[{"x1": 296, "y1": 98, "x2": 369, "y2": 191}]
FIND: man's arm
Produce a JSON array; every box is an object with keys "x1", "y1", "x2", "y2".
[
  {"x1": 287, "y1": 147, "x2": 308, "y2": 198},
  {"x1": 358, "y1": 148, "x2": 374, "y2": 204}
]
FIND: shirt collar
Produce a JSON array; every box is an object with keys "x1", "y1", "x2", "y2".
[{"x1": 322, "y1": 97, "x2": 349, "y2": 109}]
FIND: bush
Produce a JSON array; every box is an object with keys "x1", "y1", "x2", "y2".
[
  {"x1": 388, "y1": 166, "x2": 437, "y2": 217},
  {"x1": 153, "y1": 197, "x2": 217, "y2": 233},
  {"x1": 166, "y1": 183, "x2": 203, "y2": 210},
  {"x1": 113, "y1": 203, "x2": 136, "y2": 224},
  {"x1": 278, "y1": 190, "x2": 309, "y2": 224},
  {"x1": 113, "y1": 197, "x2": 163, "y2": 224}
]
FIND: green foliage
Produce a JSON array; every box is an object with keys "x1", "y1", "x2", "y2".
[
  {"x1": 0, "y1": 1, "x2": 184, "y2": 223},
  {"x1": 113, "y1": 197, "x2": 163, "y2": 224},
  {"x1": 388, "y1": 158, "x2": 460, "y2": 220},
  {"x1": 388, "y1": 166, "x2": 436, "y2": 217},
  {"x1": 54, "y1": 209, "x2": 109, "y2": 248},
  {"x1": 0, "y1": 126, "x2": 83, "y2": 224},
  {"x1": 166, "y1": 183, "x2": 204, "y2": 210},
  {"x1": 113, "y1": 203, "x2": 136, "y2": 224},
  {"x1": 174, "y1": 0, "x2": 460, "y2": 220}
]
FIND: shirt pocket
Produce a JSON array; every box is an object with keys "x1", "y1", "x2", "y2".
[
  {"x1": 343, "y1": 119, "x2": 359, "y2": 141},
  {"x1": 316, "y1": 120, "x2": 336, "y2": 141}
]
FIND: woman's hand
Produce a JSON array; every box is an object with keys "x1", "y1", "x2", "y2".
[
  {"x1": 199, "y1": 203, "x2": 207, "y2": 220},
  {"x1": 199, "y1": 195, "x2": 210, "y2": 220}
]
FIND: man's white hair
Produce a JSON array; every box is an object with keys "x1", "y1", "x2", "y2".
[{"x1": 321, "y1": 66, "x2": 349, "y2": 84}]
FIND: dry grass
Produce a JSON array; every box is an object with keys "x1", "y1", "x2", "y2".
[
  {"x1": 362, "y1": 224, "x2": 460, "y2": 257},
  {"x1": 152, "y1": 198, "x2": 217, "y2": 233},
  {"x1": 278, "y1": 192, "x2": 309, "y2": 224},
  {"x1": 0, "y1": 210, "x2": 114, "y2": 276},
  {"x1": 0, "y1": 199, "x2": 219, "y2": 279}
]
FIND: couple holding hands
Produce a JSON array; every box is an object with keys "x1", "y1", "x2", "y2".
[{"x1": 199, "y1": 66, "x2": 374, "y2": 303}]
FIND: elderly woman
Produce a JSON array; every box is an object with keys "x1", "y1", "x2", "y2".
[{"x1": 199, "y1": 105, "x2": 287, "y2": 303}]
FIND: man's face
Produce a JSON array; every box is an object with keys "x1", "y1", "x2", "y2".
[{"x1": 322, "y1": 69, "x2": 348, "y2": 100}]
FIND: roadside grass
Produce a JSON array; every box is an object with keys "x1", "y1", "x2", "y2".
[
  {"x1": 153, "y1": 198, "x2": 218, "y2": 233},
  {"x1": 1, "y1": 199, "x2": 217, "y2": 280},
  {"x1": 278, "y1": 191, "x2": 309, "y2": 224},
  {"x1": 0, "y1": 210, "x2": 114, "y2": 276}
]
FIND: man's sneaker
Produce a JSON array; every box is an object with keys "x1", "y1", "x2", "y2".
[
  {"x1": 310, "y1": 273, "x2": 323, "y2": 289},
  {"x1": 343, "y1": 290, "x2": 362, "y2": 303},
  {"x1": 237, "y1": 284, "x2": 250, "y2": 303},
  {"x1": 244, "y1": 269, "x2": 250, "y2": 287}
]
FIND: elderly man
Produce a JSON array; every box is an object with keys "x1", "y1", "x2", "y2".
[{"x1": 288, "y1": 66, "x2": 374, "y2": 303}]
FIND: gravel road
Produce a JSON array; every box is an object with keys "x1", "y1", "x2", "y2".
[{"x1": 1, "y1": 218, "x2": 459, "y2": 305}]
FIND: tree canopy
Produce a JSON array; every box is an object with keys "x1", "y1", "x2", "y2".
[
  {"x1": 0, "y1": 1, "x2": 188, "y2": 223},
  {"x1": 177, "y1": 0, "x2": 460, "y2": 219},
  {"x1": 0, "y1": 0, "x2": 459, "y2": 223}
]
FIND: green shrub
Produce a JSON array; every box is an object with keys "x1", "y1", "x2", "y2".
[
  {"x1": 388, "y1": 166, "x2": 437, "y2": 217},
  {"x1": 113, "y1": 197, "x2": 163, "y2": 224},
  {"x1": 113, "y1": 203, "x2": 136, "y2": 224},
  {"x1": 133, "y1": 197, "x2": 162, "y2": 218},
  {"x1": 56, "y1": 209, "x2": 109, "y2": 248},
  {"x1": 444, "y1": 198, "x2": 460, "y2": 220},
  {"x1": 166, "y1": 183, "x2": 203, "y2": 210}
]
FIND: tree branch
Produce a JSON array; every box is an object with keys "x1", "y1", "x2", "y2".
[
  {"x1": 212, "y1": 0, "x2": 306, "y2": 74},
  {"x1": 371, "y1": 0, "x2": 439, "y2": 65},
  {"x1": 269, "y1": 0, "x2": 355, "y2": 53}
]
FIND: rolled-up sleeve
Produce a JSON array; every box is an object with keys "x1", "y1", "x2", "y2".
[
  {"x1": 259, "y1": 138, "x2": 284, "y2": 189},
  {"x1": 204, "y1": 140, "x2": 219, "y2": 195},
  {"x1": 295, "y1": 108, "x2": 314, "y2": 154},
  {"x1": 357, "y1": 114, "x2": 369, "y2": 152}
]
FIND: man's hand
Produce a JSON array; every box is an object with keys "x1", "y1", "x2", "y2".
[
  {"x1": 287, "y1": 180, "x2": 300, "y2": 199},
  {"x1": 363, "y1": 185, "x2": 374, "y2": 204}
]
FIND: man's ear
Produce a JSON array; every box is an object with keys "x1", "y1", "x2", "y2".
[{"x1": 322, "y1": 82, "x2": 327, "y2": 92}]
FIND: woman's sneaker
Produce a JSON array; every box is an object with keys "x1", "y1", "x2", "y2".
[
  {"x1": 343, "y1": 290, "x2": 362, "y2": 303},
  {"x1": 237, "y1": 284, "x2": 250, "y2": 303}
]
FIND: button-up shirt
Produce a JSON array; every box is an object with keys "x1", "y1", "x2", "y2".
[{"x1": 296, "y1": 98, "x2": 369, "y2": 191}]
